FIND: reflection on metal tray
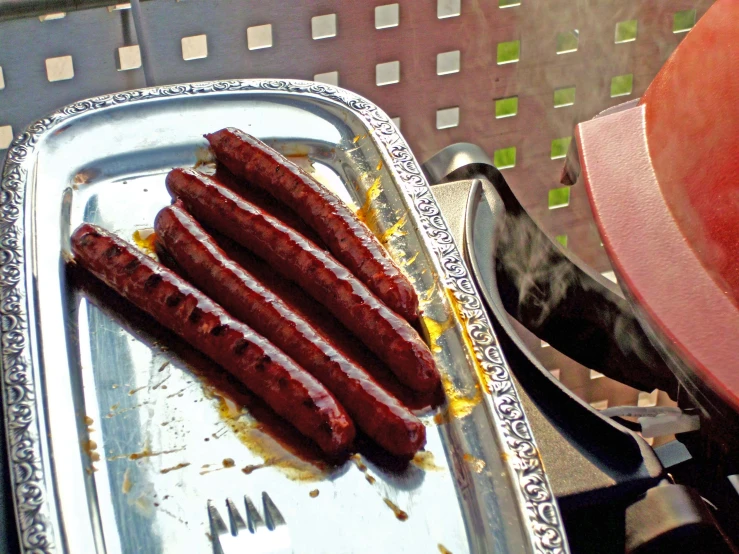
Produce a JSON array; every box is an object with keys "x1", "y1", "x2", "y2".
[{"x1": 0, "y1": 79, "x2": 567, "y2": 554}]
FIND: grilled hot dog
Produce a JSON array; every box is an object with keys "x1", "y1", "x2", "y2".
[
  {"x1": 70, "y1": 223, "x2": 355, "y2": 456},
  {"x1": 205, "y1": 128, "x2": 419, "y2": 323}
]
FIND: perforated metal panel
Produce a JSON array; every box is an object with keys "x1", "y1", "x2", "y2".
[{"x1": 0, "y1": 0, "x2": 713, "y2": 424}]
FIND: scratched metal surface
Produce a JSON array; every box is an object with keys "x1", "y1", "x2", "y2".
[{"x1": 0, "y1": 81, "x2": 568, "y2": 553}]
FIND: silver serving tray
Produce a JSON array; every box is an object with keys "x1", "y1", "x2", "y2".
[{"x1": 0, "y1": 80, "x2": 567, "y2": 554}]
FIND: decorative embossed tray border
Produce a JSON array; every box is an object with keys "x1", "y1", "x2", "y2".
[{"x1": 0, "y1": 79, "x2": 567, "y2": 554}]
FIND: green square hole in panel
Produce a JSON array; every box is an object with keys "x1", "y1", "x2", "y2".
[
  {"x1": 610, "y1": 74, "x2": 633, "y2": 97},
  {"x1": 674, "y1": 9, "x2": 696, "y2": 33},
  {"x1": 550, "y1": 136, "x2": 572, "y2": 160},
  {"x1": 556, "y1": 30, "x2": 579, "y2": 54},
  {"x1": 615, "y1": 19, "x2": 638, "y2": 43},
  {"x1": 555, "y1": 234, "x2": 568, "y2": 248},
  {"x1": 554, "y1": 86, "x2": 576, "y2": 107},
  {"x1": 494, "y1": 146, "x2": 517, "y2": 169},
  {"x1": 548, "y1": 186, "x2": 570, "y2": 209},
  {"x1": 497, "y1": 40, "x2": 520, "y2": 64},
  {"x1": 499, "y1": 0, "x2": 520, "y2": 7},
  {"x1": 495, "y1": 96, "x2": 518, "y2": 118}
]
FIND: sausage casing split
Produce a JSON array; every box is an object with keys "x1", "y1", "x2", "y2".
[
  {"x1": 166, "y1": 168, "x2": 440, "y2": 393},
  {"x1": 206, "y1": 128, "x2": 419, "y2": 323},
  {"x1": 70, "y1": 223, "x2": 355, "y2": 456},
  {"x1": 155, "y1": 203, "x2": 426, "y2": 456}
]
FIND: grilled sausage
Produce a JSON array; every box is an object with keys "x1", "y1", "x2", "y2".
[
  {"x1": 166, "y1": 168, "x2": 440, "y2": 393},
  {"x1": 155, "y1": 203, "x2": 426, "y2": 456},
  {"x1": 205, "y1": 128, "x2": 419, "y2": 323},
  {"x1": 70, "y1": 223, "x2": 355, "y2": 456}
]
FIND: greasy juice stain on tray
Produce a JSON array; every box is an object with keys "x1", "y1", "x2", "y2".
[
  {"x1": 350, "y1": 453, "x2": 368, "y2": 472},
  {"x1": 383, "y1": 498, "x2": 408, "y2": 521},
  {"x1": 444, "y1": 288, "x2": 495, "y2": 393},
  {"x1": 462, "y1": 453, "x2": 486, "y2": 474},
  {"x1": 121, "y1": 468, "x2": 132, "y2": 494},
  {"x1": 419, "y1": 275, "x2": 443, "y2": 307},
  {"x1": 355, "y1": 176, "x2": 407, "y2": 247},
  {"x1": 350, "y1": 454, "x2": 377, "y2": 485},
  {"x1": 82, "y1": 439, "x2": 101, "y2": 463},
  {"x1": 378, "y1": 215, "x2": 407, "y2": 245},
  {"x1": 420, "y1": 312, "x2": 455, "y2": 354},
  {"x1": 132, "y1": 229, "x2": 157, "y2": 256},
  {"x1": 399, "y1": 251, "x2": 419, "y2": 269},
  {"x1": 441, "y1": 376, "x2": 482, "y2": 420},
  {"x1": 411, "y1": 451, "x2": 444, "y2": 472},
  {"x1": 160, "y1": 462, "x2": 190, "y2": 475},
  {"x1": 241, "y1": 463, "x2": 267, "y2": 475},
  {"x1": 211, "y1": 392, "x2": 327, "y2": 482},
  {"x1": 111, "y1": 446, "x2": 184, "y2": 461},
  {"x1": 356, "y1": 176, "x2": 383, "y2": 232}
]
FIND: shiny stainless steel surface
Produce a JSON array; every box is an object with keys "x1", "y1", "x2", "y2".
[
  {"x1": 0, "y1": 79, "x2": 567, "y2": 554},
  {"x1": 208, "y1": 493, "x2": 291, "y2": 554}
]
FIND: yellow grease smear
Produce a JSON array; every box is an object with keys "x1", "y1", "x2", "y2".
[
  {"x1": 444, "y1": 288, "x2": 494, "y2": 393},
  {"x1": 399, "y1": 251, "x2": 419, "y2": 269},
  {"x1": 411, "y1": 451, "x2": 444, "y2": 472},
  {"x1": 420, "y1": 276, "x2": 442, "y2": 307},
  {"x1": 132, "y1": 229, "x2": 157, "y2": 256},
  {"x1": 463, "y1": 453, "x2": 486, "y2": 474},
  {"x1": 420, "y1": 312, "x2": 455, "y2": 353},
  {"x1": 420, "y1": 284, "x2": 488, "y2": 419},
  {"x1": 356, "y1": 176, "x2": 383, "y2": 233},
  {"x1": 214, "y1": 395, "x2": 326, "y2": 482},
  {"x1": 378, "y1": 215, "x2": 407, "y2": 245},
  {"x1": 376, "y1": 160, "x2": 384, "y2": 171},
  {"x1": 441, "y1": 375, "x2": 482, "y2": 419}
]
